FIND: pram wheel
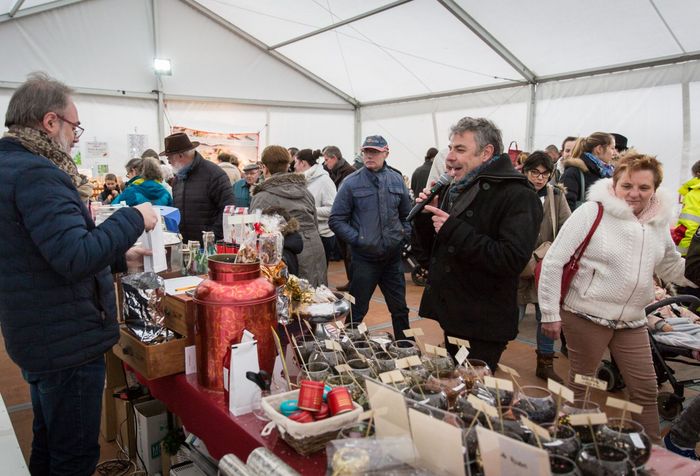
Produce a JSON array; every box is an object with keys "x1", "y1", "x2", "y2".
[
  {"x1": 411, "y1": 266, "x2": 428, "y2": 287},
  {"x1": 597, "y1": 360, "x2": 625, "y2": 391},
  {"x1": 657, "y1": 391, "x2": 683, "y2": 419}
]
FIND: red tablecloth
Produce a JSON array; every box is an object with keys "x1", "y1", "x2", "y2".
[
  {"x1": 137, "y1": 372, "x2": 326, "y2": 475},
  {"x1": 137, "y1": 372, "x2": 700, "y2": 475}
]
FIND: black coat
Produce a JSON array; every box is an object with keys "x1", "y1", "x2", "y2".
[
  {"x1": 325, "y1": 158, "x2": 356, "y2": 190},
  {"x1": 172, "y1": 152, "x2": 234, "y2": 244},
  {"x1": 684, "y1": 231, "x2": 700, "y2": 285},
  {"x1": 418, "y1": 154, "x2": 543, "y2": 343},
  {"x1": 560, "y1": 156, "x2": 606, "y2": 211},
  {"x1": 0, "y1": 138, "x2": 144, "y2": 372}
]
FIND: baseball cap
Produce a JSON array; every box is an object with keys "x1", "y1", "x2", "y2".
[{"x1": 361, "y1": 135, "x2": 388, "y2": 151}]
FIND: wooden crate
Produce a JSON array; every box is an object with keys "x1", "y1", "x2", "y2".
[
  {"x1": 163, "y1": 294, "x2": 196, "y2": 345},
  {"x1": 112, "y1": 326, "x2": 186, "y2": 380}
]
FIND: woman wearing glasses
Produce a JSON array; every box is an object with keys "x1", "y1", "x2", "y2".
[{"x1": 518, "y1": 151, "x2": 571, "y2": 382}]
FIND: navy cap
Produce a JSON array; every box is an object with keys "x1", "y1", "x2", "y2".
[{"x1": 361, "y1": 135, "x2": 388, "y2": 151}]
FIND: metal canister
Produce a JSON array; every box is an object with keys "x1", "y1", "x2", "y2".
[
  {"x1": 298, "y1": 380, "x2": 324, "y2": 411},
  {"x1": 246, "y1": 447, "x2": 300, "y2": 475},
  {"x1": 193, "y1": 255, "x2": 277, "y2": 390},
  {"x1": 327, "y1": 387, "x2": 354, "y2": 415}
]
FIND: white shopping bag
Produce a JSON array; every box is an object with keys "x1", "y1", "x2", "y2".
[{"x1": 228, "y1": 333, "x2": 261, "y2": 416}]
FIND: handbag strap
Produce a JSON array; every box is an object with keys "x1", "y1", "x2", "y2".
[
  {"x1": 547, "y1": 185, "x2": 556, "y2": 239},
  {"x1": 571, "y1": 202, "x2": 604, "y2": 262},
  {"x1": 508, "y1": 141, "x2": 518, "y2": 150}
]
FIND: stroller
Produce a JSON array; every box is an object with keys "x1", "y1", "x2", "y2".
[
  {"x1": 597, "y1": 295, "x2": 700, "y2": 419},
  {"x1": 401, "y1": 241, "x2": 429, "y2": 286}
]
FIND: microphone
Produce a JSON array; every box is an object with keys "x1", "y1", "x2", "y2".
[{"x1": 406, "y1": 172, "x2": 452, "y2": 222}]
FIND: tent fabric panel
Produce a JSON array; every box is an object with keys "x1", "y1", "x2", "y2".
[
  {"x1": 267, "y1": 108, "x2": 354, "y2": 159},
  {"x1": 279, "y1": 0, "x2": 522, "y2": 103},
  {"x1": 157, "y1": 0, "x2": 348, "y2": 105},
  {"x1": 456, "y1": 0, "x2": 683, "y2": 77},
  {"x1": 0, "y1": 0, "x2": 155, "y2": 91},
  {"x1": 654, "y1": 0, "x2": 700, "y2": 52},
  {"x1": 690, "y1": 82, "x2": 700, "y2": 178}
]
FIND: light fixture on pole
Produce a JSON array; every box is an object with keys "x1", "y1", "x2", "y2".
[{"x1": 154, "y1": 58, "x2": 172, "y2": 76}]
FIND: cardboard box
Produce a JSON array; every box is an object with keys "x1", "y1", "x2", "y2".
[
  {"x1": 100, "y1": 386, "x2": 120, "y2": 442},
  {"x1": 105, "y1": 349, "x2": 126, "y2": 388},
  {"x1": 115, "y1": 397, "x2": 136, "y2": 458},
  {"x1": 112, "y1": 326, "x2": 186, "y2": 380},
  {"x1": 135, "y1": 400, "x2": 169, "y2": 475}
]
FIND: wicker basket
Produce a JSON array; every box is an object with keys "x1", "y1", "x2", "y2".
[{"x1": 261, "y1": 390, "x2": 363, "y2": 455}]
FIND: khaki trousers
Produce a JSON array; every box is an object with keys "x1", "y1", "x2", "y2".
[{"x1": 561, "y1": 309, "x2": 660, "y2": 443}]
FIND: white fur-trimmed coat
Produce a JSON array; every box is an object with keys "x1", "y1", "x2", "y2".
[{"x1": 538, "y1": 178, "x2": 693, "y2": 325}]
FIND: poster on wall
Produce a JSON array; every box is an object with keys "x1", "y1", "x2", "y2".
[
  {"x1": 171, "y1": 126, "x2": 259, "y2": 166},
  {"x1": 127, "y1": 133, "x2": 148, "y2": 159},
  {"x1": 86, "y1": 141, "x2": 109, "y2": 160}
]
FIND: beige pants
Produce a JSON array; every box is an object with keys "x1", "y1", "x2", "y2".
[{"x1": 561, "y1": 309, "x2": 660, "y2": 443}]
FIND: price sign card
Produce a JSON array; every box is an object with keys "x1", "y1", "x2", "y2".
[
  {"x1": 455, "y1": 346, "x2": 470, "y2": 365},
  {"x1": 574, "y1": 374, "x2": 607, "y2": 391},
  {"x1": 409, "y1": 408, "x2": 466, "y2": 476},
  {"x1": 606, "y1": 397, "x2": 643, "y2": 414},
  {"x1": 484, "y1": 376, "x2": 514, "y2": 392},
  {"x1": 447, "y1": 336, "x2": 471, "y2": 348},
  {"x1": 498, "y1": 363, "x2": 521, "y2": 378},
  {"x1": 366, "y1": 378, "x2": 411, "y2": 438},
  {"x1": 547, "y1": 379, "x2": 574, "y2": 403},
  {"x1": 476, "y1": 426, "x2": 551, "y2": 476},
  {"x1": 403, "y1": 328, "x2": 424, "y2": 338}
]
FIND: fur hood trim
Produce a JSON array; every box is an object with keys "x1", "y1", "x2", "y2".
[
  {"x1": 252, "y1": 172, "x2": 307, "y2": 195},
  {"x1": 586, "y1": 178, "x2": 675, "y2": 226},
  {"x1": 562, "y1": 157, "x2": 590, "y2": 173}
]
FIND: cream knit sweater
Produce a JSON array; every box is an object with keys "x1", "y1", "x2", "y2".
[{"x1": 538, "y1": 178, "x2": 693, "y2": 325}]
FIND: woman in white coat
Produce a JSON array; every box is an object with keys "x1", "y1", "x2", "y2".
[
  {"x1": 294, "y1": 149, "x2": 338, "y2": 265},
  {"x1": 538, "y1": 153, "x2": 694, "y2": 443}
]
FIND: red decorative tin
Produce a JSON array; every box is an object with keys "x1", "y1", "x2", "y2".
[
  {"x1": 288, "y1": 410, "x2": 314, "y2": 423},
  {"x1": 298, "y1": 380, "x2": 324, "y2": 411},
  {"x1": 215, "y1": 240, "x2": 226, "y2": 254},
  {"x1": 314, "y1": 403, "x2": 330, "y2": 420},
  {"x1": 327, "y1": 387, "x2": 354, "y2": 415}
]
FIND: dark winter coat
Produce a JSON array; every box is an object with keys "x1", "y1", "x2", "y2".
[
  {"x1": 418, "y1": 154, "x2": 543, "y2": 343},
  {"x1": 325, "y1": 158, "x2": 356, "y2": 190},
  {"x1": 281, "y1": 218, "x2": 303, "y2": 277},
  {"x1": 251, "y1": 173, "x2": 327, "y2": 286},
  {"x1": 684, "y1": 231, "x2": 700, "y2": 286},
  {"x1": 411, "y1": 160, "x2": 433, "y2": 198},
  {"x1": 329, "y1": 164, "x2": 412, "y2": 260},
  {"x1": 172, "y1": 152, "x2": 234, "y2": 244},
  {"x1": 0, "y1": 137, "x2": 145, "y2": 372},
  {"x1": 560, "y1": 156, "x2": 606, "y2": 211}
]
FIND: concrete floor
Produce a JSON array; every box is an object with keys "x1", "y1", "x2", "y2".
[{"x1": 1, "y1": 261, "x2": 698, "y2": 472}]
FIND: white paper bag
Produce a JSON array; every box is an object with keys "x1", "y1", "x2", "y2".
[
  {"x1": 139, "y1": 212, "x2": 167, "y2": 273},
  {"x1": 228, "y1": 339, "x2": 261, "y2": 416}
]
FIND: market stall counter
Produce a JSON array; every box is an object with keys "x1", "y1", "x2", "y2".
[{"x1": 136, "y1": 372, "x2": 327, "y2": 474}]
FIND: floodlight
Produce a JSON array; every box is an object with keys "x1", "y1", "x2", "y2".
[{"x1": 154, "y1": 58, "x2": 172, "y2": 76}]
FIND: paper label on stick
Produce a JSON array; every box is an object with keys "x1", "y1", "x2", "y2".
[
  {"x1": 568, "y1": 413, "x2": 608, "y2": 426},
  {"x1": 406, "y1": 355, "x2": 422, "y2": 367},
  {"x1": 409, "y1": 408, "x2": 466, "y2": 476},
  {"x1": 574, "y1": 374, "x2": 607, "y2": 391},
  {"x1": 477, "y1": 426, "x2": 550, "y2": 476},
  {"x1": 520, "y1": 416, "x2": 551, "y2": 441},
  {"x1": 357, "y1": 322, "x2": 367, "y2": 334},
  {"x1": 547, "y1": 379, "x2": 574, "y2": 403},
  {"x1": 630, "y1": 432, "x2": 645, "y2": 449},
  {"x1": 425, "y1": 343, "x2": 448, "y2": 356},
  {"x1": 424, "y1": 343, "x2": 437, "y2": 355},
  {"x1": 403, "y1": 328, "x2": 424, "y2": 337},
  {"x1": 435, "y1": 346, "x2": 448, "y2": 357},
  {"x1": 334, "y1": 320, "x2": 345, "y2": 329},
  {"x1": 606, "y1": 396, "x2": 643, "y2": 414},
  {"x1": 484, "y1": 376, "x2": 514, "y2": 392},
  {"x1": 455, "y1": 346, "x2": 469, "y2": 365},
  {"x1": 467, "y1": 394, "x2": 499, "y2": 418},
  {"x1": 380, "y1": 370, "x2": 405, "y2": 384},
  {"x1": 324, "y1": 339, "x2": 342, "y2": 351},
  {"x1": 498, "y1": 363, "x2": 521, "y2": 377},
  {"x1": 335, "y1": 364, "x2": 351, "y2": 373},
  {"x1": 394, "y1": 358, "x2": 410, "y2": 369},
  {"x1": 447, "y1": 336, "x2": 459, "y2": 345},
  {"x1": 343, "y1": 292, "x2": 356, "y2": 304}
]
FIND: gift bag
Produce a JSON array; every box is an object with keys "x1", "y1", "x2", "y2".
[{"x1": 507, "y1": 141, "x2": 522, "y2": 167}]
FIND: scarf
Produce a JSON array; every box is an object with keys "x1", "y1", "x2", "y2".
[
  {"x1": 584, "y1": 152, "x2": 614, "y2": 178},
  {"x1": 4, "y1": 125, "x2": 93, "y2": 199},
  {"x1": 446, "y1": 154, "x2": 499, "y2": 209}
]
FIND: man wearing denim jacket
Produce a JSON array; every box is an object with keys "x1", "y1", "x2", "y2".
[{"x1": 329, "y1": 135, "x2": 412, "y2": 339}]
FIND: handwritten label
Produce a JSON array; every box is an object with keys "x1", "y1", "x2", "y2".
[
  {"x1": 403, "y1": 328, "x2": 424, "y2": 337},
  {"x1": 334, "y1": 320, "x2": 345, "y2": 329},
  {"x1": 335, "y1": 364, "x2": 351, "y2": 373},
  {"x1": 380, "y1": 370, "x2": 405, "y2": 384},
  {"x1": 484, "y1": 376, "x2": 514, "y2": 392},
  {"x1": 548, "y1": 379, "x2": 574, "y2": 403},
  {"x1": 606, "y1": 396, "x2": 643, "y2": 414},
  {"x1": 467, "y1": 394, "x2": 499, "y2": 418},
  {"x1": 477, "y1": 426, "x2": 550, "y2": 475},
  {"x1": 520, "y1": 416, "x2": 551, "y2": 441},
  {"x1": 324, "y1": 339, "x2": 342, "y2": 351},
  {"x1": 406, "y1": 355, "x2": 422, "y2": 367},
  {"x1": 394, "y1": 358, "x2": 410, "y2": 369},
  {"x1": 343, "y1": 292, "x2": 356, "y2": 304},
  {"x1": 568, "y1": 413, "x2": 608, "y2": 426},
  {"x1": 498, "y1": 363, "x2": 521, "y2": 378},
  {"x1": 357, "y1": 322, "x2": 367, "y2": 334},
  {"x1": 455, "y1": 346, "x2": 470, "y2": 365},
  {"x1": 424, "y1": 344, "x2": 448, "y2": 357},
  {"x1": 574, "y1": 374, "x2": 607, "y2": 391}
]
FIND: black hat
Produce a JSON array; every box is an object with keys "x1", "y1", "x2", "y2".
[
  {"x1": 159, "y1": 132, "x2": 200, "y2": 156},
  {"x1": 611, "y1": 133, "x2": 628, "y2": 152}
]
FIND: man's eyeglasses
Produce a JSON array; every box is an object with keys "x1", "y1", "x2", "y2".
[
  {"x1": 527, "y1": 169, "x2": 551, "y2": 179},
  {"x1": 56, "y1": 114, "x2": 84, "y2": 139}
]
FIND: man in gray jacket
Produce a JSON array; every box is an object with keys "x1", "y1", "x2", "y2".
[{"x1": 329, "y1": 135, "x2": 412, "y2": 338}]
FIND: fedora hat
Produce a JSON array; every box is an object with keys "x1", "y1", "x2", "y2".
[{"x1": 159, "y1": 132, "x2": 200, "y2": 156}]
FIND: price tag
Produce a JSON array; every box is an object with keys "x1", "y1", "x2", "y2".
[
  {"x1": 406, "y1": 355, "x2": 422, "y2": 367},
  {"x1": 394, "y1": 357, "x2": 410, "y2": 369},
  {"x1": 547, "y1": 379, "x2": 574, "y2": 403},
  {"x1": 466, "y1": 395, "x2": 499, "y2": 418},
  {"x1": 325, "y1": 339, "x2": 342, "y2": 351},
  {"x1": 435, "y1": 346, "x2": 448, "y2": 357},
  {"x1": 403, "y1": 328, "x2": 424, "y2": 337},
  {"x1": 424, "y1": 343, "x2": 437, "y2": 355},
  {"x1": 498, "y1": 363, "x2": 521, "y2": 378},
  {"x1": 357, "y1": 322, "x2": 367, "y2": 334},
  {"x1": 335, "y1": 364, "x2": 351, "y2": 373},
  {"x1": 568, "y1": 412, "x2": 608, "y2": 426},
  {"x1": 334, "y1": 320, "x2": 345, "y2": 329},
  {"x1": 380, "y1": 370, "x2": 405, "y2": 384},
  {"x1": 455, "y1": 346, "x2": 470, "y2": 365},
  {"x1": 606, "y1": 397, "x2": 643, "y2": 414},
  {"x1": 574, "y1": 374, "x2": 607, "y2": 391},
  {"x1": 484, "y1": 376, "x2": 514, "y2": 392},
  {"x1": 343, "y1": 292, "x2": 356, "y2": 304},
  {"x1": 520, "y1": 416, "x2": 551, "y2": 441},
  {"x1": 456, "y1": 338, "x2": 470, "y2": 348}
]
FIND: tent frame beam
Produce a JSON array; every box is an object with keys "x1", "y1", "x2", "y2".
[
  {"x1": 268, "y1": 0, "x2": 412, "y2": 50},
  {"x1": 0, "y1": 0, "x2": 87, "y2": 23},
  {"x1": 179, "y1": 0, "x2": 358, "y2": 107},
  {"x1": 436, "y1": 0, "x2": 536, "y2": 83},
  {"x1": 8, "y1": 0, "x2": 26, "y2": 17}
]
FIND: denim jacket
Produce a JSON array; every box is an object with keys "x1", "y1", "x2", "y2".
[{"x1": 329, "y1": 165, "x2": 411, "y2": 259}]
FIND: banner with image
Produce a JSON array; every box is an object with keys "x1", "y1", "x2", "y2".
[{"x1": 171, "y1": 126, "x2": 259, "y2": 167}]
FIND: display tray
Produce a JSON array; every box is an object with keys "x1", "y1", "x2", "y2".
[
  {"x1": 163, "y1": 293, "x2": 196, "y2": 345},
  {"x1": 112, "y1": 325, "x2": 186, "y2": 379}
]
